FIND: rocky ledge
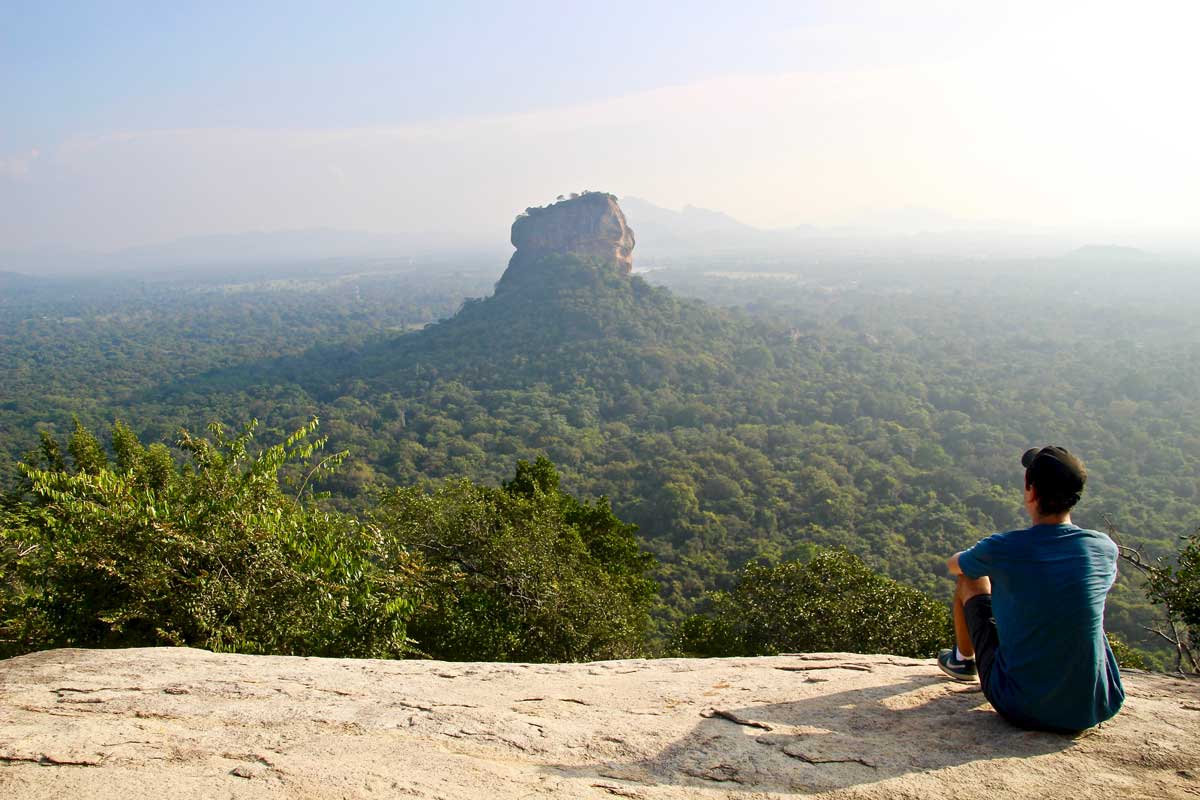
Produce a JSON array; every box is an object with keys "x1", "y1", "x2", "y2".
[{"x1": 1, "y1": 648, "x2": 1197, "y2": 799}]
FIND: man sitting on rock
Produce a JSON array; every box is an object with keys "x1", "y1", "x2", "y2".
[{"x1": 938, "y1": 446, "x2": 1125, "y2": 731}]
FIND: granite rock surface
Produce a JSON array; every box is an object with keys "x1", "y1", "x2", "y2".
[{"x1": 2, "y1": 647, "x2": 1198, "y2": 799}]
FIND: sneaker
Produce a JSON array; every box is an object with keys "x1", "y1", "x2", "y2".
[{"x1": 937, "y1": 649, "x2": 978, "y2": 682}]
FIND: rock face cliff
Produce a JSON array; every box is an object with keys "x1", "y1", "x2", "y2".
[
  {"x1": 497, "y1": 192, "x2": 635, "y2": 292},
  {"x1": 3, "y1": 647, "x2": 1198, "y2": 800}
]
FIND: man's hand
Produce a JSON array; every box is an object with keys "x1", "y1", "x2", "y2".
[{"x1": 946, "y1": 552, "x2": 964, "y2": 576}]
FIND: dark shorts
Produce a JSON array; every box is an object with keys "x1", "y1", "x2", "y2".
[{"x1": 963, "y1": 594, "x2": 1000, "y2": 700}]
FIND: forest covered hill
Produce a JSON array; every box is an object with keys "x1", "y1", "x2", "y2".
[{"x1": 2, "y1": 195, "x2": 1198, "y2": 661}]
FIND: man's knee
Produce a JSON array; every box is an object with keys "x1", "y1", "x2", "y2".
[{"x1": 955, "y1": 573, "x2": 991, "y2": 603}]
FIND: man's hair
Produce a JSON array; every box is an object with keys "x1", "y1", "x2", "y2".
[{"x1": 1022, "y1": 446, "x2": 1087, "y2": 516}]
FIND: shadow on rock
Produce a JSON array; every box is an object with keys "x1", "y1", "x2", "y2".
[{"x1": 548, "y1": 673, "x2": 1078, "y2": 795}]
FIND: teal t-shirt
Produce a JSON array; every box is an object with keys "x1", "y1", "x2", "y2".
[{"x1": 957, "y1": 523, "x2": 1125, "y2": 731}]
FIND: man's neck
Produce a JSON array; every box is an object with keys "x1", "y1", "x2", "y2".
[{"x1": 1030, "y1": 511, "x2": 1072, "y2": 527}]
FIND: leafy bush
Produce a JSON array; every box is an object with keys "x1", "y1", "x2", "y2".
[
  {"x1": 1106, "y1": 632, "x2": 1148, "y2": 670},
  {"x1": 1150, "y1": 531, "x2": 1199, "y2": 667},
  {"x1": 673, "y1": 547, "x2": 950, "y2": 658},
  {"x1": 0, "y1": 419, "x2": 415, "y2": 659},
  {"x1": 375, "y1": 456, "x2": 657, "y2": 662},
  {"x1": 1121, "y1": 528, "x2": 1200, "y2": 673}
]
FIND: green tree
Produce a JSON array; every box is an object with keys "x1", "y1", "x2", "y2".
[
  {"x1": 1115, "y1": 525, "x2": 1200, "y2": 673},
  {"x1": 673, "y1": 547, "x2": 950, "y2": 659},
  {"x1": 375, "y1": 456, "x2": 656, "y2": 662},
  {"x1": 1157, "y1": 532, "x2": 1200, "y2": 650}
]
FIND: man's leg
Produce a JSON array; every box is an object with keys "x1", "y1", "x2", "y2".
[
  {"x1": 953, "y1": 574, "x2": 992, "y2": 658},
  {"x1": 938, "y1": 574, "x2": 993, "y2": 681}
]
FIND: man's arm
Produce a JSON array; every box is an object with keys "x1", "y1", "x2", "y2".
[{"x1": 950, "y1": 535, "x2": 997, "y2": 580}]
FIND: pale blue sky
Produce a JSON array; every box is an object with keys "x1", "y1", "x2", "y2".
[
  {"x1": 2, "y1": 1, "x2": 1197, "y2": 251},
  {"x1": 3, "y1": 1, "x2": 856, "y2": 148}
]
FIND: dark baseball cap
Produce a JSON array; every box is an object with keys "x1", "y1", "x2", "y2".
[{"x1": 1021, "y1": 445, "x2": 1087, "y2": 496}]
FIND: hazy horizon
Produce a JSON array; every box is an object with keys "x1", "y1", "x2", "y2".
[{"x1": 3, "y1": 1, "x2": 1198, "y2": 256}]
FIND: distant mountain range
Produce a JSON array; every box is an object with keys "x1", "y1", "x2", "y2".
[
  {"x1": 1064, "y1": 244, "x2": 1154, "y2": 261},
  {"x1": 617, "y1": 197, "x2": 782, "y2": 252},
  {"x1": 0, "y1": 198, "x2": 1170, "y2": 277},
  {"x1": 0, "y1": 229, "x2": 502, "y2": 278},
  {"x1": 617, "y1": 197, "x2": 1097, "y2": 262}
]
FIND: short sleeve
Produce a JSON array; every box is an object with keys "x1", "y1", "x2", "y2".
[{"x1": 957, "y1": 534, "x2": 1001, "y2": 579}]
